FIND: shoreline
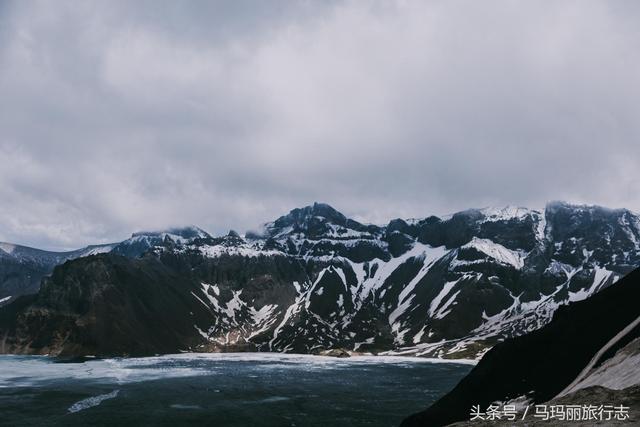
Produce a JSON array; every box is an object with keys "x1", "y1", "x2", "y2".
[{"x1": 0, "y1": 351, "x2": 478, "y2": 366}]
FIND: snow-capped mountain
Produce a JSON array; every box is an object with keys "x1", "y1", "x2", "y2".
[
  {"x1": 1, "y1": 202, "x2": 639, "y2": 359},
  {"x1": 110, "y1": 226, "x2": 211, "y2": 258}
]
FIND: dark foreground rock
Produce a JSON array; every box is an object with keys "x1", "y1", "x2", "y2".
[
  {"x1": 401, "y1": 268, "x2": 640, "y2": 427},
  {"x1": 447, "y1": 385, "x2": 640, "y2": 426}
]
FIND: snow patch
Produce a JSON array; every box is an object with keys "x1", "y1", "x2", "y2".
[
  {"x1": 479, "y1": 206, "x2": 532, "y2": 223},
  {"x1": 568, "y1": 267, "x2": 613, "y2": 302},
  {"x1": 68, "y1": 390, "x2": 120, "y2": 413},
  {"x1": 197, "y1": 244, "x2": 282, "y2": 258},
  {"x1": 429, "y1": 277, "x2": 464, "y2": 317},
  {"x1": 0, "y1": 243, "x2": 15, "y2": 254},
  {"x1": 388, "y1": 245, "x2": 449, "y2": 344},
  {"x1": 571, "y1": 339, "x2": 640, "y2": 391},
  {"x1": 461, "y1": 237, "x2": 525, "y2": 269},
  {"x1": 413, "y1": 326, "x2": 427, "y2": 344},
  {"x1": 193, "y1": 325, "x2": 209, "y2": 340},
  {"x1": 434, "y1": 290, "x2": 461, "y2": 319}
]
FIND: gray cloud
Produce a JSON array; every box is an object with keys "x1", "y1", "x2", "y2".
[{"x1": 1, "y1": 0, "x2": 639, "y2": 250}]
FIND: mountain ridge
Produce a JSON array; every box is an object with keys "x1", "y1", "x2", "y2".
[{"x1": 1, "y1": 201, "x2": 639, "y2": 359}]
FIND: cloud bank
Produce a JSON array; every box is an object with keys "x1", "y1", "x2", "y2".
[{"x1": 1, "y1": 0, "x2": 639, "y2": 249}]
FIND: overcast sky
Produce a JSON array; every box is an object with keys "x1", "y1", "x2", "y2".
[{"x1": 1, "y1": 0, "x2": 639, "y2": 250}]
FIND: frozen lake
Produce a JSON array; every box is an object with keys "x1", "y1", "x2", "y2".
[{"x1": 0, "y1": 353, "x2": 473, "y2": 426}]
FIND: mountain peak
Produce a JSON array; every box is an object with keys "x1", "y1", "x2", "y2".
[
  {"x1": 306, "y1": 202, "x2": 347, "y2": 222},
  {"x1": 270, "y1": 202, "x2": 348, "y2": 229},
  {"x1": 262, "y1": 202, "x2": 377, "y2": 239}
]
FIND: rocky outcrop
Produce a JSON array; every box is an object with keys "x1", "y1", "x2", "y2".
[{"x1": 313, "y1": 348, "x2": 351, "y2": 358}]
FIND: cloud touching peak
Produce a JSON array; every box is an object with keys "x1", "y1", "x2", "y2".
[{"x1": 0, "y1": 0, "x2": 639, "y2": 250}]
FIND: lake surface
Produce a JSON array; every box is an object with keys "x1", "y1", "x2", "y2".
[{"x1": 0, "y1": 353, "x2": 472, "y2": 427}]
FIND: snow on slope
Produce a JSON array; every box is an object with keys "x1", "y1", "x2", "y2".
[
  {"x1": 390, "y1": 245, "x2": 449, "y2": 325},
  {"x1": 197, "y1": 244, "x2": 283, "y2": 258},
  {"x1": 569, "y1": 337, "x2": 640, "y2": 391},
  {"x1": 176, "y1": 205, "x2": 636, "y2": 359},
  {"x1": 0, "y1": 243, "x2": 16, "y2": 255},
  {"x1": 479, "y1": 206, "x2": 534, "y2": 223},
  {"x1": 459, "y1": 237, "x2": 525, "y2": 269},
  {"x1": 4, "y1": 202, "x2": 640, "y2": 360},
  {"x1": 428, "y1": 279, "x2": 459, "y2": 318}
]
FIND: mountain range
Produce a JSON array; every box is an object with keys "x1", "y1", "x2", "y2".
[{"x1": 1, "y1": 201, "x2": 639, "y2": 358}]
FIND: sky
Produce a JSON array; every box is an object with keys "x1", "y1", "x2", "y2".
[{"x1": 1, "y1": 0, "x2": 639, "y2": 250}]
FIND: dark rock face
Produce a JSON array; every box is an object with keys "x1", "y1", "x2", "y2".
[
  {"x1": 0, "y1": 251, "x2": 307, "y2": 357},
  {"x1": 0, "y1": 255, "x2": 51, "y2": 303},
  {"x1": 401, "y1": 267, "x2": 640, "y2": 427},
  {"x1": 0, "y1": 242, "x2": 116, "y2": 305},
  {"x1": 0, "y1": 254, "x2": 208, "y2": 356},
  {"x1": 1, "y1": 202, "x2": 640, "y2": 359}
]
